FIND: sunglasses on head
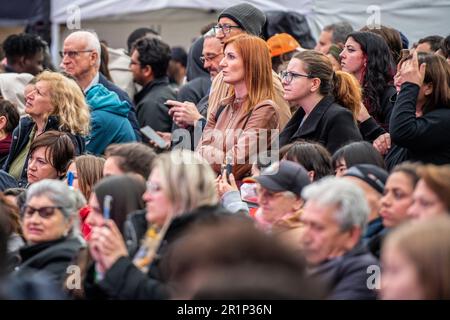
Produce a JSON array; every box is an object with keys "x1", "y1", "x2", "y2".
[{"x1": 22, "y1": 205, "x2": 63, "y2": 219}]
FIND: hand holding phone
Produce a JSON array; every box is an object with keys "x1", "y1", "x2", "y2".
[
  {"x1": 140, "y1": 126, "x2": 169, "y2": 149},
  {"x1": 223, "y1": 155, "x2": 233, "y2": 177}
]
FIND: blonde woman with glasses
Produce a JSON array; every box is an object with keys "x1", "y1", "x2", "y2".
[{"x1": 84, "y1": 149, "x2": 228, "y2": 300}]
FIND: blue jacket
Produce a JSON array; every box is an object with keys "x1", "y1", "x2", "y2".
[
  {"x1": 86, "y1": 84, "x2": 136, "y2": 155},
  {"x1": 99, "y1": 73, "x2": 141, "y2": 141}
]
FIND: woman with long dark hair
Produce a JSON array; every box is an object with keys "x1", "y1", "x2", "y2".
[{"x1": 340, "y1": 31, "x2": 396, "y2": 139}]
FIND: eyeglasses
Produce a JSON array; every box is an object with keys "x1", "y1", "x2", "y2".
[
  {"x1": 279, "y1": 70, "x2": 312, "y2": 84},
  {"x1": 59, "y1": 50, "x2": 93, "y2": 58},
  {"x1": 23, "y1": 205, "x2": 63, "y2": 219},
  {"x1": 146, "y1": 181, "x2": 162, "y2": 193},
  {"x1": 199, "y1": 53, "x2": 221, "y2": 64},
  {"x1": 213, "y1": 24, "x2": 242, "y2": 35}
]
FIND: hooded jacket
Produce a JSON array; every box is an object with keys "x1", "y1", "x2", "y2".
[
  {"x1": 185, "y1": 37, "x2": 210, "y2": 82},
  {"x1": 86, "y1": 84, "x2": 136, "y2": 155}
]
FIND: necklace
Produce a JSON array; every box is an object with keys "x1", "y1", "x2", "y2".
[{"x1": 233, "y1": 96, "x2": 247, "y2": 106}]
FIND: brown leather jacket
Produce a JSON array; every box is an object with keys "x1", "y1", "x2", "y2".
[
  {"x1": 197, "y1": 97, "x2": 280, "y2": 180},
  {"x1": 207, "y1": 70, "x2": 291, "y2": 129}
]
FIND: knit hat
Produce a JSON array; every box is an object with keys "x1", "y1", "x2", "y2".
[
  {"x1": 218, "y1": 3, "x2": 266, "y2": 36},
  {"x1": 343, "y1": 164, "x2": 388, "y2": 194},
  {"x1": 267, "y1": 33, "x2": 301, "y2": 58}
]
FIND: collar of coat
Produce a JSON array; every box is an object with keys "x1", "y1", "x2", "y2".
[{"x1": 287, "y1": 95, "x2": 335, "y2": 137}]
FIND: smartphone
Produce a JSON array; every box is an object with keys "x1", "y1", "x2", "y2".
[
  {"x1": 140, "y1": 126, "x2": 168, "y2": 149},
  {"x1": 224, "y1": 155, "x2": 233, "y2": 177},
  {"x1": 225, "y1": 163, "x2": 233, "y2": 177},
  {"x1": 103, "y1": 195, "x2": 113, "y2": 220},
  {"x1": 66, "y1": 171, "x2": 74, "y2": 188}
]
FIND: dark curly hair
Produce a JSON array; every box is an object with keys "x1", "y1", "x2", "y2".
[
  {"x1": 346, "y1": 31, "x2": 395, "y2": 124},
  {"x1": 132, "y1": 37, "x2": 171, "y2": 78},
  {"x1": 2, "y1": 33, "x2": 47, "y2": 63}
]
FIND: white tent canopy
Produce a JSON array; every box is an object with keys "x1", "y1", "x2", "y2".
[{"x1": 50, "y1": 0, "x2": 450, "y2": 62}]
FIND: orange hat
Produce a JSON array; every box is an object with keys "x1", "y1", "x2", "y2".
[{"x1": 267, "y1": 33, "x2": 301, "y2": 58}]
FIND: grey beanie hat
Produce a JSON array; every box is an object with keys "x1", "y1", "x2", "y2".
[{"x1": 218, "y1": 3, "x2": 266, "y2": 36}]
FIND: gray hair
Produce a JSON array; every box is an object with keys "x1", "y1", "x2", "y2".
[
  {"x1": 203, "y1": 28, "x2": 216, "y2": 39},
  {"x1": 67, "y1": 30, "x2": 101, "y2": 67},
  {"x1": 302, "y1": 177, "x2": 369, "y2": 232},
  {"x1": 324, "y1": 22, "x2": 354, "y2": 45},
  {"x1": 26, "y1": 179, "x2": 81, "y2": 237}
]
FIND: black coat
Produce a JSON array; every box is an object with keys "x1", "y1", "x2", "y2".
[
  {"x1": 84, "y1": 205, "x2": 230, "y2": 300},
  {"x1": 372, "y1": 85, "x2": 396, "y2": 132},
  {"x1": 15, "y1": 237, "x2": 84, "y2": 286},
  {"x1": 176, "y1": 77, "x2": 211, "y2": 107},
  {"x1": 134, "y1": 76, "x2": 176, "y2": 133},
  {"x1": 279, "y1": 95, "x2": 362, "y2": 153},
  {"x1": 389, "y1": 82, "x2": 450, "y2": 166},
  {"x1": 2, "y1": 116, "x2": 85, "y2": 188},
  {"x1": 98, "y1": 73, "x2": 141, "y2": 141},
  {"x1": 308, "y1": 243, "x2": 379, "y2": 300}
]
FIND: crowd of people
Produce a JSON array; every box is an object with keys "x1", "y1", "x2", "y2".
[{"x1": 0, "y1": 2, "x2": 449, "y2": 300}]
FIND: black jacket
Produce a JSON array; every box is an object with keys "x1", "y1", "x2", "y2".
[
  {"x1": 123, "y1": 209, "x2": 147, "y2": 258},
  {"x1": 98, "y1": 73, "x2": 141, "y2": 141},
  {"x1": 2, "y1": 116, "x2": 85, "y2": 188},
  {"x1": 356, "y1": 88, "x2": 396, "y2": 143},
  {"x1": 389, "y1": 82, "x2": 450, "y2": 165},
  {"x1": 134, "y1": 76, "x2": 176, "y2": 133},
  {"x1": 279, "y1": 95, "x2": 362, "y2": 153},
  {"x1": 308, "y1": 243, "x2": 379, "y2": 300},
  {"x1": 15, "y1": 237, "x2": 84, "y2": 286},
  {"x1": 372, "y1": 85, "x2": 396, "y2": 132},
  {"x1": 176, "y1": 77, "x2": 211, "y2": 106},
  {"x1": 84, "y1": 204, "x2": 229, "y2": 300}
]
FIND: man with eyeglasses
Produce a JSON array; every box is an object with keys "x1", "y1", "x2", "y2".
[
  {"x1": 60, "y1": 31, "x2": 141, "y2": 141},
  {"x1": 129, "y1": 37, "x2": 176, "y2": 134},
  {"x1": 160, "y1": 29, "x2": 223, "y2": 150},
  {"x1": 208, "y1": 3, "x2": 292, "y2": 129},
  {"x1": 164, "y1": 33, "x2": 224, "y2": 150}
]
